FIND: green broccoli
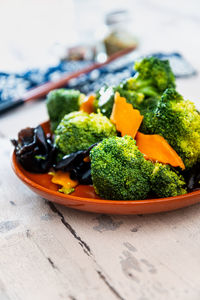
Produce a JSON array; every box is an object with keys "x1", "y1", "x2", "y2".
[
  {"x1": 120, "y1": 57, "x2": 176, "y2": 112},
  {"x1": 46, "y1": 89, "x2": 84, "y2": 132},
  {"x1": 90, "y1": 136, "x2": 187, "y2": 200},
  {"x1": 141, "y1": 88, "x2": 200, "y2": 168},
  {"x1": 95, "y1": 57, "x2": 175, "y2": 117},
  {"x1": 125, "y1": 56, "x2": 176, "y2": 93},
  {"x1": 151, "y1": 163, "x2": 187, "y2": 198},
  {"x1": 90, "y1": 136, "x2": 154, "y2": 200},
  {"x1": 55, "y1": 111, "x2": 117, "y2": 158}
]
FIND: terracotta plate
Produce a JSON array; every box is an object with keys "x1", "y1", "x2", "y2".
[{"x1": 11, "y1": 121, "x2": 200, "y2": 215}]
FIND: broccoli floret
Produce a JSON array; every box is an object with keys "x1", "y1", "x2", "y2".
[
  {"x1": 127, "y1": 56, "x2": 176, "y2": 93},
  {"x1": 151, "y1": 163, "x2": 187, "y2": 198},
  {"x1": 46, "y1": 89, "x2": 84, "y2": 132},
  {"x1": 55, "y1": 111, "x2": 117, "y2": 158},
  {"x1": 141, "y1": 88, "x2": 200, "y2": 168},
  {"x1": 90, "y1": 136, "x2": 154, "y2": 200},
  {"x1": 95, "y1": 57, "x2": 175, "y2": 117},
  {"x1": 120, "y1": 57, "x2": 176, "y2": 112},
  {"x1": 123, "y1": 77, "x2": 159, "y2": 98},
  {"x1": 90, "y1": 136, "x2": 187, "y2": 200}
]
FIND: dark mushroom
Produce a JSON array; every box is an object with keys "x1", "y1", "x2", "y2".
[{"x1": 11, "y1": 125, "x2": 56, "y2": 173}]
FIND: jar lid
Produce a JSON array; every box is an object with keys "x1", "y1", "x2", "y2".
[{"x1": 105, "y1": 10, "x2": 130, "y2": 26}]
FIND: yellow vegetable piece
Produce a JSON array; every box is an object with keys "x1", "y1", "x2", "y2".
[
  {"x1": 49, "y1": 171, "x2": 78, "y2": 194},
  {"x1": 136, "y1": 132, "x2": 185, "y2": 170},
  {"x1": 80, "y1": 94, "x2": 95, "y2": 114},
  {"x1": 110, "y1": 92, "x2": 144, "y2": 138}
]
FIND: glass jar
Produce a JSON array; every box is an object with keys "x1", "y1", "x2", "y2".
[{"x1": 103, "y1": 10, "x2": 138, "y2": 56}]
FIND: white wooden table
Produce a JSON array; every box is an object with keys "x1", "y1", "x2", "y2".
[{"x1": 1, "y1": 1, "x2": 200, "y2": 299}]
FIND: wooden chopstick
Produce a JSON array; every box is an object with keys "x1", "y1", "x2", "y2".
[
  {"x1": 22, "y1": 47, "x2": 135, "y2": 102},
  {"x1": 0, "y1": 47, "x2": 135, "y2": 115}
]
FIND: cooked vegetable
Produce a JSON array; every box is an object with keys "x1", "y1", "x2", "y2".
[
  {"x1": 50, "y1": 171, "x2": 78, "y2": 194},
  {"x1": 11, "y1": 125, "x2": 56, "y2": 173},
  {"x1": 53, "y1": 144, "x2": 97, "y2": 185},
  {"x1": 80, "y1": 94, "x2": 95, "y2": 114},
  {"x1": 136, "y1": 132, "x2": 185, "y2": 169},
  {"x1": 90, "y1": 136, "x2": 154, "y2": 200},
  {"x1": 151, "y1": 163, "x2": 187, "y2": 198},
  {"x1": 124, "y1": 56, "x2": 175, "y2": 95},
  {"x1": 110, "y1": 92, "x2": 143, "y2": 138},
  {"x1": 55, "y1": 111, "x2": 117, "y2": 158},
  {"x1": 46, "y1": 89, "x2": 84, "y2": 132},
  {"x1": 12, "y1": 54, "x2": 200, "y2": 200},
  {"x1": 95, "y1": 57, "x2": 175, "y2": 117},
  {"x1": 141, "y1": 88, "x2": 200, "y2": 168}
]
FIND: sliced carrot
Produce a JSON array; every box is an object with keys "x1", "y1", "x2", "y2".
[
  {"x1": 83, "y1": 156, "x2": 90, "y2": 162},
  {"x1": 49, "y1": 171, "x2": 78, "y2": 194},
  {"x1": 80, "y1": 94, "x2": 95, "y2": 114},
  {"x1": 136, "y1": 132, "x2": 185, "y2": 170},
  {"x1": 110, "y1": 92, "x2": 143, "y2": 138}
]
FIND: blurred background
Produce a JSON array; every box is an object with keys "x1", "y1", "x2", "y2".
[{"x1": 0, "y1": 0, "x2": 199, "y2": 116}]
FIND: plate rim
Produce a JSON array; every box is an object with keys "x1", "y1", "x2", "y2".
[{"x1": 11, "y1": 151, "x2": 200, "y2": 206}]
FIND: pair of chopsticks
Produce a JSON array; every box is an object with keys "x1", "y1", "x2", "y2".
[{"x1": 0, "y1": 47, "x2": 135, "y2": 114}]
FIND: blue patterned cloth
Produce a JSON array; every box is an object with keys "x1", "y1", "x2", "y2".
[{"x1": 0, "y1": 52, "x2": 196, "y2": 114}]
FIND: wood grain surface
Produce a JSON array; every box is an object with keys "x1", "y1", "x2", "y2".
[{"x1": 1, "y1": 1, "x2": 200, "y2": 299}]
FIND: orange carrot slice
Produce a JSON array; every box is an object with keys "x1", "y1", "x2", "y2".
[
  {"x1": 110, "y1": 92, "x2": 143, "y2": 138},
  {"x1": 136, "y1": 132, "x2": 185, "y2": 169},
  {"x1": 83, "y1": 156, "x2": 90, "y2": 162},
  {"x1": 80, "y1": 94, "x2": 95, "y2": 114}
]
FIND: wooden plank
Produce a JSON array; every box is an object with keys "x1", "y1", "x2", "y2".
[
  {"x1": 0, "y1": 279, "x2": 11, "y2": 300},
  {"x1": 0, "y1": 101, "x2": 47, "y2": 138},
  {"x1": 53, "y1": 204, "x2": 200, "y2": 299},
  {"x1": 0, "y1": 137, "x2": 119, "y2": 300}
]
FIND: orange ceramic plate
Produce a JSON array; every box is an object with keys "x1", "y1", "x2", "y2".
[{"x1": 11, "y1": 121, "x2": 200, "y2": 215}]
